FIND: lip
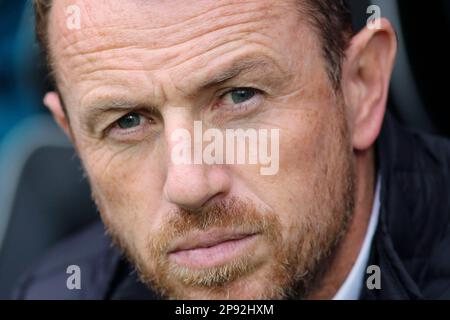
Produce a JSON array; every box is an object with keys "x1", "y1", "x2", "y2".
[{"x1": 167, "y1": 230, "x2": 259, "y2": 269}]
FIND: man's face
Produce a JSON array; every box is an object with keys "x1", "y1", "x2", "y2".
[{"x1": 49, "y1": 0, "x2": 355, "y2": 299}]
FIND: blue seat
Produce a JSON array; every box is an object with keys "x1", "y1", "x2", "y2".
[{"x1": 0, "y1": 115, "x2": 98, "y2": 298}]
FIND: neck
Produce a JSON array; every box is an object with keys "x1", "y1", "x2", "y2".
[{"x1": 307, "y1": 148, "x2": 376, "y2": 299}]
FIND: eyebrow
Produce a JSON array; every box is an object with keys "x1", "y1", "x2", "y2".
[
  {"x1": 198, "y1": 57, "x2": 283, "y2": 90},
  {"x1": 80, "y1": 56, "x2": 284, "y2": 133}
]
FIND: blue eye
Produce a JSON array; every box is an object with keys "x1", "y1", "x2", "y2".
[
  {"x1": 117, "y1": 113, "x2": 141, "y2": 129},
  {"x1": 225, "y1": 88, "x2": 257, "y2": 104}
]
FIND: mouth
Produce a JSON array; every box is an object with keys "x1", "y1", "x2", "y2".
[{"x1": 167, "y1": 230, "x2": 260, "y2": 269}]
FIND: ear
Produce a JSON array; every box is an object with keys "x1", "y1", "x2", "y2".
[
  {"x1": 43, "y1": 91, "x2": 73, "y2": 140},
  {"x1": 341, "y1": 18, "x2": 397, "y2": 151}
]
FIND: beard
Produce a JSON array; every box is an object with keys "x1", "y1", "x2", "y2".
[
  {"x1": 96, "y1": 108, "x2": 356, "y2": 300},
  {"x1": 101, "y1": 176, "x2": 354, "y2": 299}
]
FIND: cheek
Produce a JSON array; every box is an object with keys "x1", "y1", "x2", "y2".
[
  {"x1": 245, "y1": 104, "x2": 345, "y2": 236},
  {"x1": 250, "y1": 108, "x2": 325, "y2": 197},
  {"x1": 279, "y1": 113, "x2": 326, "y2": 219},
  {"x1": 79, "y1": 142, "x2": 166, "y2": 243}
]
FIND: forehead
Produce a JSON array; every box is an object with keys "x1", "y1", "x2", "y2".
[
  {"x1": 49, "y1": 0, "x2": 300, "y2": 36},
  {"x1": 48, "y1": 0, "x2": 315, "y2": 102}
]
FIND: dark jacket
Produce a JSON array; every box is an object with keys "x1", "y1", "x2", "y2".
[{"x1": 13, "y1": 113, "x2": 450, "y2": 299}]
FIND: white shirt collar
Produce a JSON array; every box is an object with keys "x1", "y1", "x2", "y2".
[{"x1": 333, "y1": 175, "x2": 381, "y2": 300}]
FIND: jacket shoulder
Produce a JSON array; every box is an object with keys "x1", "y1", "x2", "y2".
[
  {"x1": 13, "y1": 221, "x2": 121, "y2": 300},
  {"x1": 376, "y1": 115, "x2": 450, "y2": 299}
]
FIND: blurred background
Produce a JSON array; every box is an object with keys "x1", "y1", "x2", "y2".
[{"x1": 0, "y1": 0, "x2": 449, "y2": 299}]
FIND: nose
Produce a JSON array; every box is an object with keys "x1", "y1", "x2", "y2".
[
  {"x1": 162, "y1": 117, "x2": 231, "y2": 211},
  {"x1": 163, "y1": 163, "x2": 231, "y2": 211}
]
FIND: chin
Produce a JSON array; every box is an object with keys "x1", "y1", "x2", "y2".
[{"x1": 143, "y1": 257, "x2": 295, "y2": 300}]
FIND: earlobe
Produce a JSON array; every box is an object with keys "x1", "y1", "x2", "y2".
[
  {"x1": 342, "y1": 18, "x2": 397, "y2": 151},
  {"x1": 43, "y1": 91, "x2": 72, "y2": 139}
]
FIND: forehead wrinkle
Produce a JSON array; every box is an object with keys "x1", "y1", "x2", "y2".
[
  {"x1": 56, "y1": 28, "x2": 265, "y2": 94},
  {"x1": 52, "y1": 0, "x2": 275, "y2": 55},
  {"x1": 50, "y1": 0, "x2": 292, "y2": 79},
  {"x1": 55, "y1": 10, "x2": 272, "y2": 72},
  {"x1": 57, "y1": 27, "x2": 282, "y2": 102}
]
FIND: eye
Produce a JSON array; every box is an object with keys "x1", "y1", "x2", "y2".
[
  {"x1": 107, "y1": 112, "x2": 157, "y2": 142},
  {"x1": 117, "y1": 112, "x2": 142, "y2": 129},
  {"x1": 222, "y1": 88, "x2": 257, "y2": 105}
]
